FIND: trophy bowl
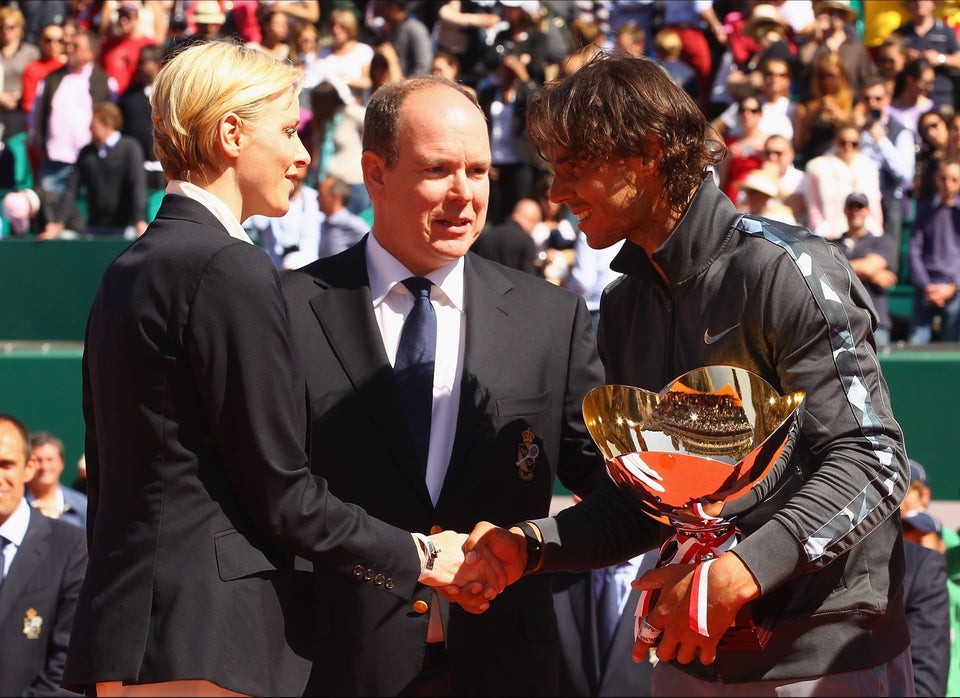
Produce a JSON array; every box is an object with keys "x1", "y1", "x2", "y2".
[{"x1": 582, "y1": 365, "x2": 805, "y2": 651}]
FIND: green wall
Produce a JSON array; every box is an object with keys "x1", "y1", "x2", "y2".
[
  {"x1": 1, "y1": 238, "x2": 131, "y2": 341},
  {"x1": 0, "y1": 345, "x2": 84, "y2": 482}
]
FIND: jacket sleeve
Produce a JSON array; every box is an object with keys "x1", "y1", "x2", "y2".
[
  {"x1": 186, "y1": 242, "x2": 423, "y2": 599},
  {"x1": 730, "y1": 237, "x2": 908, "y2": 594}
]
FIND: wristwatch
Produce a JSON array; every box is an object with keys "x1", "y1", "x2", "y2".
[
  {"x1": 515, "y1": 521, "x2": 544, "y2": 574},
  {"x1": 938, "y1": 53, "x2": 947, "y2": 65},
  {"x1": 413, "y1": 533, "x2": 440, "y2": 572}
]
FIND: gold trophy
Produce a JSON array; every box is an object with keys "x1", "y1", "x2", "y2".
[{"x1": 582, "y1": 365, "x2": 805, "y2": 652}]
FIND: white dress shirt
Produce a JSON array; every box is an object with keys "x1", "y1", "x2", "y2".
[
  {"x1": 165, "y1": 180, "x2": 254, "y2": 244},
  {"x1": 0, "y1": 498, "x2": 31, "y2": 579},
  {"x1": 365, "y1": 232, "x2": 465, "y2": 506}
]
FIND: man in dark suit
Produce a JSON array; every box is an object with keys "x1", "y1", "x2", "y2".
[
  {"x1": 902, "y1": 538, "x2": 950, "y2": 697},
  {"x1": 117, "y1": 43, "x2": 166, "y2": 191},
  {"x1": 471, "y1": 197, "x2": 542, "y2": 275},
  {"x1": 282, "y1": 75, "x2": 609, "y2": 696},
  {"x1": 552, "y1": 550, "x2": 658, "y2": 697},
  {"x1": 0, "y1": 413, "x2": 87, "y2": 697}
]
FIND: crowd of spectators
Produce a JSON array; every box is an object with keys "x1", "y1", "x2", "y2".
[{"x1": 1, "y1": 0, "x2": 960, "y2": 346}]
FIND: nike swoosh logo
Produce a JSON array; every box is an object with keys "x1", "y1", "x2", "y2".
[{"x1": 703, "y1": 323, "x2": 740, "y2": 345}]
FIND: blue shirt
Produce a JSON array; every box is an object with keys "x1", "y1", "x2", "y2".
[{"x1": 909, "y1": 197, "x2": 960, "y2": 287}]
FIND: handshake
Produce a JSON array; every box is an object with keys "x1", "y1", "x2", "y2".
[{"x1": 415, "y1": 522, "x2": 530, "y2": 614}]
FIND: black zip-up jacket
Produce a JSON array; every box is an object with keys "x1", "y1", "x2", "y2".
[{"x1": 531, "y1": 177, "x2": 910, "y2": 683}]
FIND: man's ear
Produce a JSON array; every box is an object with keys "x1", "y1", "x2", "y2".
[
  {"x1": 218, "y1": 113, "x2": 243, "y2": 159},
  {"x1": 362, "y1": 150, "x2": 386, "y2": 200},
  {"x1": 640, "y1": 133, "x2": 664, "y2": 171},
  {"x1": 23, "y1": 455, "x2": 36, "y2": 483}
]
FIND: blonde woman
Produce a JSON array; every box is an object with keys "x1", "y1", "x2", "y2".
[
  {"x1": 793, "y1": 52, "x2": 854, "y2": 159},
  {"x1": 0, "y1": 6, "x2": 38, "y2": 138},
  {"x1": 61, "y1": 40, "x2": 498, "y2": 698},
  {"x1": 318, "y1": 7, "x2": 374, "y2": 103}
]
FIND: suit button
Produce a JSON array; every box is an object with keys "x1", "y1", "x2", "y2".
[
  {"x1": 384, "y1": 578, "x2": 395, "y2": 590},
  {"x1": 352, "y1": 565, "x2": 365, "y2": 578},
  {"x1": 413, "y1": 599, "x2": 429, "y2": 614},
  {"x1": 374, "y1": 574, "x2": 385, "y2": 586},
  {"x1": 429, "y1": 525, "x2": 442, "y2": 535},
  {"x1": 364, "y1": 568, "x2": 375, "y2": 582}
]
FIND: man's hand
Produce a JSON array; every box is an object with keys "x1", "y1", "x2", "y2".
[
  {"x1": 632, "y1": 551, "x2": 759, "y2": 666},
  {"x1": 926, "y1": 282, "x2": 957, "y2": 308},
  {"x1": 435, "y1": 520, "x2": 527, "y2": 606},
  {"x1": 417, "y1": 530, "x2": 506, "y2": 614},
  {"x1": 466, "y1": 521, "x2": 527, "y2": 584}
]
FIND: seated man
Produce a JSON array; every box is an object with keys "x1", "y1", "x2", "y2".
[{"x1": 26, "y1": 430, "x2": 86, "y2": 530}]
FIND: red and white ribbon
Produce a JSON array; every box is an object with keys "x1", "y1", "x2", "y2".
[
  {"x1": 633, "y1": 513, "x2": 741, "y2": 641},
  {"x1": 689, "y1": 558, "x2": 716, "y2": 636}
]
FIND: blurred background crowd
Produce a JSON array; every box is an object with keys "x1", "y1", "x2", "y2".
[{"x1": 2, "y1": 0, "x2": 960, "y2": 350}]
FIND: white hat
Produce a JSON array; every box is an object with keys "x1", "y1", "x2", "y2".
[
  {"x1": 499, "y1": 1, "x2": 541, "y2": 21},
  {"x1": 744, "y1": 5, "x2": 788, "y2": 41},
  {"x1": 191, "y1": 0, "x2": 226, "y2": 25},
  {"x1": 812, "y1": 0, "x2": 859, "y2": 23},
  {"x1": 737, "y1": 170, "x2": 779, "y2": 199},
  {"x1": 2, "y1": 188, "x2": 40, "y2": 236}
]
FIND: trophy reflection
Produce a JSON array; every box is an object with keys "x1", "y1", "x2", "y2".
[{"x1": 582, "y1": 366, "x2": 805, "y2": 652}]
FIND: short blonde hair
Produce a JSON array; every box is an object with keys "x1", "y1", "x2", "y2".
[
  {"x1": 0, "y1": 7, "x2": 25, "y2": 31},
  {"x1": 330, "y1": 8, "x2": 359, "y2": 40},
  {"x1": 151, "y1": 40, "x2": 302, "y2": 181}
]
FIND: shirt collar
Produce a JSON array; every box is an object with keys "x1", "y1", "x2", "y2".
[
  {"x1": 0, "y1": 498, "x2": 31, "y2": 546},
  {"x1": 365, "y1": 231, "x2": 465, "y2": 312},
  {"x1": 165, "y1": 180, "x2": 253, "y2": 244}
]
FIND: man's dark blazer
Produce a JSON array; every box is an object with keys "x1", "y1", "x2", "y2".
[
  {"x1": 282, "y1": 238, "x2": 609, "y2": 696},
  {"x1": 552, "y1": 560, "x2": 656, "y2": 697},
  {"x1": 471, "y1": 218, "x2": 539, "y2": 276},
  {"x1": 903, "y1": 540, "x2": 950, "y2": 697},
  {"x1": 0, "y1": 507, "x2": 86, "y2": 697},
  {"x1": 62, "y1": 196, "x2": 426, "y2": 697},
  {"x1": 118, "y1": 81, "x2": 155, "y2": 161}
]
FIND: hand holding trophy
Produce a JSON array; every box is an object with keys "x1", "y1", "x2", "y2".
[{"x1": 582, "y1": 365, "x2": 805, "y2": 652}]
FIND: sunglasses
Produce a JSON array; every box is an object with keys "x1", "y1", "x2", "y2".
[
  {"x1": 764, "y1": 71, "x2": 789, "y2": 78},
  {"x1": 741, "y1": 106, "x2": 762, "y2": 114},
  {"x1": 764, "y1": 149, "x2": 785, "y2": 157},
  {"x1": 838, "y1": 139, "x2": 860, "y2": 147}
]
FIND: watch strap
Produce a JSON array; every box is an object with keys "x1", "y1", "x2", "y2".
[
  {"x1": 413, "y1": 532, "x2": 440, "y2": 572},
  {"x1": 515, "y1": 521, "x2": 544, "y2": 575}
]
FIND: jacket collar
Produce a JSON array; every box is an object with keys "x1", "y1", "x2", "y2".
[{"x1": 611, "y1": 175, "x2": 740, "y2": 289}]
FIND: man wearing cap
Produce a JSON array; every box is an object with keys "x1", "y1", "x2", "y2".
[
  {"x1": 734, "y1": 168, "x2": 797, "y2": 225},
  {"x1": 903, "y1": 459, "x2": 934, "y2": 515},
  {"x1": 798, "y1": 1, "x2": 877, "y2": 101},
  {"x1": 99, "y1": 2, "x2": 156, "y2": 97},
  {"x1": 901, "y1": 457, "x2": 960, "y2": 696},
  {"x1": 900, "y1": 511, "x2": 950, "y2": 697},
  {"x1": 832, "y1": 191, "x2": 897, "y2": 345}
]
